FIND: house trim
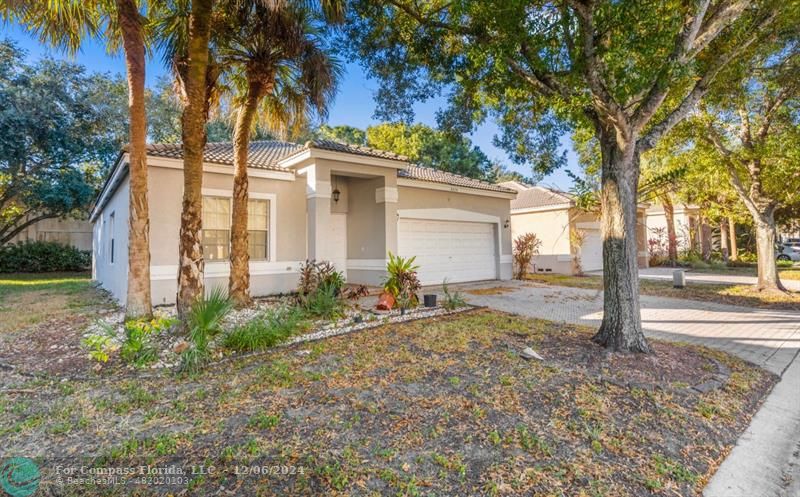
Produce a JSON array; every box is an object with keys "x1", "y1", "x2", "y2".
[
  {"x1": 277, "y1": 148, "x2": 408, "y2": 170},
  {"x1": 150, "y1": 260, "x2": 302, "y2": 281},
  {"x1": 510, "y1": 204, "x2": 573, "y2": 215},
  {"x1": 398, "y1": 178, "x2": 517, "y2": 199}
]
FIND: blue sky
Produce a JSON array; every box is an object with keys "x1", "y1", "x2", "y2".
[{"x1": 4, "y1": 22, "x2": 576, "y2": 190}]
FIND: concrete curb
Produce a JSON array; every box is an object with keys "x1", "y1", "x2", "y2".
[{"x1": 704, "y1": 351, "x2": 800, "y2": 497}]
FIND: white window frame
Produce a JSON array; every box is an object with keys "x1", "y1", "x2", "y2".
[
  {"x1": 108, "y1": 211, "x2": 115, "y2": 265},
  {"x1": 201, "y1": 189, "x2": 277, "y2": 263}
]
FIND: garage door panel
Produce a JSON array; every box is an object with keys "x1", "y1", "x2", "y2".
[{"x1": 398, "y1": 219, "x2": 497, "y2": 285}]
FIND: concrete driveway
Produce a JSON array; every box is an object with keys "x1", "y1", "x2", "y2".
[
  {"x1": 588, "y1": 266, "x2": 800, "y2": 292},
  {"x1": 455, "y1": 279, "x2": 800, "y2": 497},
  {"x1": 461, "y1": 280, "x2": 800, "y2": 374}
]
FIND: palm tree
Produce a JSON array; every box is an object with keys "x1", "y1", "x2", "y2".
[
  {"x1": 219, "y1": 1, "x2": 341, "y2": 307},
  {"x1": 3, "y1": 0, "x2": 153, "y2": 318},
  {"x1": 154, "y1": 0, "x2": 220, "y2": 316}
]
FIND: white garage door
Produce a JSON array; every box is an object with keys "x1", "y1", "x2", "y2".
[
  {"x1": 580, "y1": 230, "x2": 603, "y2": 272},
  {"x1": 398, "y1": 219, "x2": 498, "y2": 285}
]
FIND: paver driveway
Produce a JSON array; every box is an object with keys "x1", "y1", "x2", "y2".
[{"x1": 460, "y1": 280, "x2": 800, "y2": 375}]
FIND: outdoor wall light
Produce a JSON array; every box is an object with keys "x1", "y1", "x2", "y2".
[
  {"x1": 504, "y1": 219, "x2": 510, "y2": 229},
  {"x1": 332, "y1": 188, "x2": 341, "y2": 202}
]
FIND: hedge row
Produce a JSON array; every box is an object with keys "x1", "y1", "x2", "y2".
[{"x1": 0, "y1": 241, "x2": 91, "y2": 273}]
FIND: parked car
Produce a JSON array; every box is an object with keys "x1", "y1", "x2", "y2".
[{"x1": 777, "y1": 243, "x2": 800, "y2": 262}]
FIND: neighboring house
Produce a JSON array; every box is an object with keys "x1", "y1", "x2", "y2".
[
  {"x1": 645, "y1": 202, "x2": 700, "y2": 251},
  {"x1": 91, "y1": 140, "x2": 516, "y2": 305},
  {"x1": 8, "y1": 216, "x2": 93, "y2": 251},
  {"x1": 501, "y1": 181, "x2": 649, "y2": 274}
]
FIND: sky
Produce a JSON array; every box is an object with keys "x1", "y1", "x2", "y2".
[{"x1": 3, "y1": 22, "x2": 577, "y2": 190}]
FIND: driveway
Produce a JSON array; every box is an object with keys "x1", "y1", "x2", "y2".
[
  {"x1": 460, "y1": 280, "x2": 800, "y2": 374},
  {"x1": 455, "y1": 279, "x2": 800, "y2": 497},
  {"x1": 588, "y1": 267, "x2": 800, "y2": 292}
]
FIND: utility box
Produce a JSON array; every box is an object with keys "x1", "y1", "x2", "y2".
[{"x1": 673, "y1": 270, "x2": 686, "y2": 288}]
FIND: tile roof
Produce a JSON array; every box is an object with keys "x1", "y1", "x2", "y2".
[
  {"x1": 400, "y1": 165, "x2": 515, "y2": 193},
  {"x1": 510, "y1": 186, "x2": 574, "y2": 210},
  {"x1": 143, "y1": 140, "x2": 515, "y2": 194}
]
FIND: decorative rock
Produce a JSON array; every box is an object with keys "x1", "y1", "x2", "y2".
[
  {"x1": 173, "y1": 341, "x2": 189, "y2": 354},
  {"x1": 520, "y1": 347, "x2": 544, "y2": 361}
]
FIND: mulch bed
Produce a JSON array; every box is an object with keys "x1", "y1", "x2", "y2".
[{"x1": 0, "y1": 309, "x2": 777, "y2": 496}]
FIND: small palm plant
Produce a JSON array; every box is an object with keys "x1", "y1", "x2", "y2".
[
  {"x1": 383, "y1": 252, "x2": 421, "y2": 311},
  {"x1": 180, "y1": 287, "x2": 233, "y2": 373}
]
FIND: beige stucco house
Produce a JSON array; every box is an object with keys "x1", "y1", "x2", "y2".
[
  {"x1": 645, "y1": 202, "x2": 700, "y2": 251},
  {"x1": 501, "y1": 181, "x2": 649, "y2": 274},
  {"x1": 91, "y1": 140, "x2": 516, "y2": 305}
]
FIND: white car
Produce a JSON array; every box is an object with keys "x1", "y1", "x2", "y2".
[{"x1": 777, "y1": 243, "x2": 800, "y2": 262}]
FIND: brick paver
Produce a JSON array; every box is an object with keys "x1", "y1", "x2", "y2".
[{"x1": 460, "y1": 280, "x2": 800, "y2": 374}]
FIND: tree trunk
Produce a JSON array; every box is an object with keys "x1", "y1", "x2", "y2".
[
  {"x1": 117, "y1": 0, "x2": 152, "y2": 319},
  {"x1": 729, "y1": 218, "x2": 738, "y2": 261},
  {"x1": 754, "y1": 213, "x2": 785, "y2": 291},
  {"x1": 720, "y1": 219, "x2": 730, "y2": 263},
  {"x1": 592, "y1": 128, "x2": 650, "y2": 353},
  {"x1": 660, "y1": 194, "x2": 678, "y2": 266},
  {"x1": 701, "y1": 221, "x2": 712, "y2": 261},
  {"x1": 176, "y1": 0, "x2": 214, "y2": 316},
  {"x1": 228, "y1": 84, "x2": 263, "y2": 308}
]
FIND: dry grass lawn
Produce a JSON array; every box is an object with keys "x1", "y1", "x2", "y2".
[
  {"x1": 0, "y1": 310, "x2": 775, "y2": 496},
  {"x1": 0, "y1": 273, "x2": 111, "y2": 334}
]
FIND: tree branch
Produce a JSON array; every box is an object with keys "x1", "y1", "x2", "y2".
[
  {"x1": 385, "y1": 0, "x2": 476, "y2": 36},
  {"x1": 690, "y1": 0, "x2": 751, "y2": 57},
  {"x1": 0, "y1": 213, "x2": 59, "y2": 246},
  {"x1": 638, "y1": 12, "x2": 775, "y2": 153},
  {"x1": 631, "y1": 0, "x2": 711, "y2": 132}
]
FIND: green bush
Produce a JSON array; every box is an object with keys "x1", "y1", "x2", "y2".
[
  {"x1": 120, "y1": 315, "x2": 175, "y2": 367},
  {"x1": 0, "y1": 241, "x2": 90, "y2": 273},
  {"x1": 301, "y1": 285, "x2": 346, "y2": 320},
  {"x1": 224, "y1": 306, "x2": 309, "y2": 352}
]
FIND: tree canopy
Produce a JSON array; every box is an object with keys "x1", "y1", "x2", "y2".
[{"x1": 0, "y1": 40, "x2": 129, "y2": 245}]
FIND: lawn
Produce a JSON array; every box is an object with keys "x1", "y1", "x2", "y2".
[
  {"x1": 683, "y1": 264, "x2": 800, "y2": 281},
  {"x1": 525, "y1": 273, "x2": 800, "y2": 311},
  {"x1": 0, "y1": 272, "x2": 112, "y2": 334},
  {"x1": 0, "y1": 309, "x2": 775, "y2": 496}
]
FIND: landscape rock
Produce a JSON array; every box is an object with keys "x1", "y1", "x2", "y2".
[{"x1": 520, "y1": 347, "x2": 544, "y2": 361}]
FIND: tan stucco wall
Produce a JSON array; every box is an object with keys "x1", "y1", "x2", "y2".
[
  {"x1": 11, "y1": 217, "x2": 93, "y2": 251},
  {"x1": 645, "y1": 204, "x2": 697, "y2": 251}
]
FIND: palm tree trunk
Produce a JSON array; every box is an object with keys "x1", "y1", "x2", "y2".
[
  {"x1": 660, "y1": 194, "x2": 678, "y2": 266},
  {"x1": 117, "y1": 0, "x2": 151, "y2": 319},
  {"x1": 592, "y1": 124, "x2": 650, "y2": 353},
  {"x1": 228, "y1": 83, "x2": 264, "y2": 308},
  {"x1": 177, "y1": 0, "x2": 214, "y2": 316},
  {"x1": 728, "y1": 218, "x2": 738, "y2": 261},
  {"x1": 720, "y1": 218, "x2": 730, "y2": 263}
]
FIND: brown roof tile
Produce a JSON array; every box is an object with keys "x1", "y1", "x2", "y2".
[{"x1": 510, "y1": 186, "x2": 574, "y2": 210}]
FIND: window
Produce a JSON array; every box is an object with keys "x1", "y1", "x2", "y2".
[
  {"x1": 202, "y1": 197, "x2": 231, "y2": 260},
  {"x1": 109, "y1": 212, "x2": 115, "y2": 264},
  {"x1": 201, "y1": 196, "x2": 271, "y2": 261},
  {"x1": 248, "y1": 199, "x2": 269, "y2": 260}
]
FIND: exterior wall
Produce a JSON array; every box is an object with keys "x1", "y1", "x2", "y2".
[
  {"x1": 510, "y1": 207, "x2": 573, "y2": 274},
  {"x1": 10, "y1": 217, "x2": 93, "y2": 251},
  {"x1": 397, "y1": 186, "x2": 513, "y2": 280},
  {"x1": 146, "y1": 163, "x2": 308, "y2": 305},
  {"x1": 510, "y1": 206, "x2": 649, "y2": 275},
  {"x1": 92, "y1": 174, "x2": 130, "y2": 303},
  {"x1": 645, "y1": 204, "x2": 697, "y2": 251}
]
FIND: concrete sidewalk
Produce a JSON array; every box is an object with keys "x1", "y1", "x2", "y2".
[{"x1": 589, "y1": 267, "x2": 800, "y2": 292}]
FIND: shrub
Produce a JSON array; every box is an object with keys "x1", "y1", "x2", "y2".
[
  {"x1": 513, "y1": 233, "x2": 542, "y2": 279},
  {"x1": 120, "y1": 315, "x2": 175, "y2": 367},
  {"x1": 180, "y1": 288, "x2": 233, "y2": 373},
  {"x1": 441, "y1": 279, "x2": 466, "y2": 310},
  {"x1": 384, "y1": 252, "x2": 421, "y2": 308},
  {"x1": 302, "y1": 284, "x2": 346, "y2": 320},
  {"x1": 82, "y1": 327, "x2": 117, "y2": 363},
  {"x1": 298, "y1": 260, "x2": 345, "y2": 296},
  {"x1": 0, "y1": 241, "x2": 90, "y2": 273},
  {"x1": 224, "y1": 306, "x2": 309, "y2": 352}
]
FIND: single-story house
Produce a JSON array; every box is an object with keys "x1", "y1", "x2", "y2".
[
  {"x1": 501, "y1": 181, "x2": 649, "y2": 274},
  {"x1": 91, "y1": 140, "x2": 516, "y2": 305},
  {"x1": 645, "y1": 202, "x2": 700, "y2": 251}
]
